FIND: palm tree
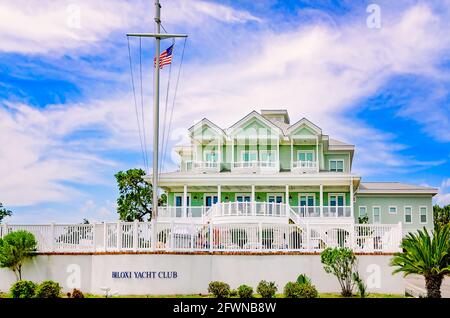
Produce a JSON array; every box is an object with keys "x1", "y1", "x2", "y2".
[{"x1": 390, "y1": 225, "x2": 450, "y2": 298}]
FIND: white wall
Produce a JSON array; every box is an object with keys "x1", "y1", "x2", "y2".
[{"x1": 0, "y1": 254, "x2": 404, "y2": 295}]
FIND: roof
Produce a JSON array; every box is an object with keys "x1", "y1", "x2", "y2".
[
  {"x1": 261, "y1": 109, "x2": 290, "y2": 124},
  {"x1": 358, "y1": 182, "x2": 438, "y2": 195}
]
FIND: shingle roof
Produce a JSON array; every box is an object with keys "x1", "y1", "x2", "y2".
[{"x1": 358, "y1": 182, "x2": 438, "y2": 195}]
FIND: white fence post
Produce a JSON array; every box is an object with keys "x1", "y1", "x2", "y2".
[
  {"x1": 170, "y1": 220, "x2": 174, "y2": 251},
  {"x1": 259, "y1": 222, "x2": 263, "y2": 251},
  {"x1": 349, "y1": 224, "x2": 355, "y2": 251},
  {"x1": 117, "y1": 221, "x2": 122, "y2": 252},
  {"x1": 50, "y1": 222, "x2": 55, "y2": 252},
  {"x1": 92, "y1": 223, "x2": 96, "y2": 252},
  {"x1": 306, "y1": 224, "x2": 310, "y2": 252},
  {"x1": 209, "y1": 222, "x2": 214, "y2": 252},
  {"x1": 397, "y1": 222, "x2": 403, "y2": 251},
  {"x1": 151, "y1": 218, "x2": 156, "y2": 251},
  {"x1": 133, "y1": 220, "x2": 138, "y2": 252},
  {"x1": 190, "y1": 220, "x2": 194, "y2": 251}
]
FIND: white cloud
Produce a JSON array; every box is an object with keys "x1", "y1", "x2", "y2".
[
  {"x1": 0, "y1": 0, "x2": 260, "y2": 54},
  {"x1": 434, "y1": 178, "x2": 450, "y2": 206}
]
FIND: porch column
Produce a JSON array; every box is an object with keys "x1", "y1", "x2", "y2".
[
  {"x1": 183, "y1": 185, "x2": 188, "y2": 218},
  {"x1": 217, "y1": 138, "x2": 221, "y2": 172},
  {"x1": 217, "y1": 184, "x2": 222, "y2": 216},
  {"x1": 320, "y1": 184, "x2": 323, "y2": 217},
  {"x1": 350, "y1": 178, "x2": 354, "y2": 219},
  {"x1": 251, "y1": 185, "x2": 256, "y2": 215},
  {"x1": 231, "y1": 138, "x2": 234, "y2": 170},
  {"x1": 290, "y1": 138, "x2": 294, "y2": 170},
  {"x1": 316, "y1": 136, "x2": 319, "y2": 172},
  {"x1": 276, "y1": 137, "x2": 280, "y2": 170},
  {"x1": 285, "y1": 185, "x2": 290, "y2": 217}
]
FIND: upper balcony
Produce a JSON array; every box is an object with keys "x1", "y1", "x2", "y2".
[
  {"x1": 231, "y1": 160, "x2": 279, "y2": 174},
  {"x1": 291, "y1": 160, "x2": 318, "y2": 173}
]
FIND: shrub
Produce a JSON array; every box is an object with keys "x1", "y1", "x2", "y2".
[
  {"x1": 352, "y1": 272, "x2": 368, "y2": 298},
  {"x1": 296, "y1": 274, "x2": 311, "y2": 285},
  {"x1": 229, "y1": 289, "x2": 238, "y2": 297},
  {"x1": 237, "y1": 284, "x2": 253, "y2": 298},
  {"x1": 0, "y1": 231, "x2": 37, "y2": 280},
  {"x1": 208, "y1": 281, "x2": 230, "y2": 298},
  {"x1": 283, "y1": 281, "x2": 318, "y2": 298},
  {"x1": 257, "y1": 280, "x2": 277, "y2": 298},
  {"x1": 67, "y1": 288, "x2": 84, "y2": 298},
  {"x1": 34, "y1": 280, "x2": 61, "y2": 298},
  {"x1": 320, "y1": 247, "x2": 357, "y2": 297},
  {"x1": 10, "y1": 280, "x2": 36, "y2": 298}
]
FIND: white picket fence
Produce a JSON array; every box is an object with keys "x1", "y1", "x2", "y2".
[{"x1": 0, "y1": 222, "x2": 403, "y2": 253}]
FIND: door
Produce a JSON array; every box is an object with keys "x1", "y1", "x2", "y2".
[
  {"x1": 299, "y1": 194, "x2": 315, "y2": 217},
  {"x1": 236, "y1": 195, "x2": 251, "y2": 215},
  {"x1": 205, "y1": 195, "x2": 218, "y2": 207},
  {"x1": 268, "y1": 194, "x2": 283, "y2": 215},
  {"x1": 175, "y1": 195, "x2": 190, "y2": 217},
  {"x1": 329, "y1": 194, "x2": 345, "y2": 217}
]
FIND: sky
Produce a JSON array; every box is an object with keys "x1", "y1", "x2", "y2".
[{"x1": 0, "y1": 0, "x2": 449, "y2": 223}]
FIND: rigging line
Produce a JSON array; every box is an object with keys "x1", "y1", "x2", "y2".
[
  {"x1": 139, "y1": 37, "x2": 150, "y2": 172},
  {"x1": 127, "y1": 36, "x2": 148, "y2": 172},
  {"x1": 159, "y1": 48, "x2": 174, "y2": 174},
  {"x1": 161, "y1": 37, "x2": 187, "y2": 172}
]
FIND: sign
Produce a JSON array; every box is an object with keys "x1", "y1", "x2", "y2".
[{"x1": 112, "y1": 271, "x2": 178, "y2": 279}]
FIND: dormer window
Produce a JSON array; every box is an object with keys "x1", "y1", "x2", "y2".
[
  {"x1": 329, "y1": 160, "x2": 344, "y2": 172},
  {"x1": 297, "y1": 151, "x2": 314, "y2": 162},
  {"x1": 260, "y1": 150, "x2": 276, "y2": 162},
  {"x1": 204, "y1": 150, "x2": 217, "y2": 162}
]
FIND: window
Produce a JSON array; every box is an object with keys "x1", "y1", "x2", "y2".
[
  {"x1": 404, "y1": 207, "x2": 412, "y2": 224},
  {"x1": 373, "y1": 207, "x2": 381, "y2": 224},
  {"x1": 298, "y1": 151, "x2": 314, "y2": 162},
  {"x1": 359, "y1": 206, "x2": 367, "y2": 218},
  {"x1": 241, "y1": 151, "x2": 257, "y2": 162},
  {"x1": 299, "y1": 194, "x2": 315, "y2": 207},
  {"x1": 204, "y1": 151, "x2": 217, "y2": 162},
  {"x1": 329, "y1": 194, "x2": 345, "y2": 206},
  {"x1": 260, "y1": 150, "x2": 276, "y2": 162},
  {"x1": 329, "y1": 160, "x2": 344, "y2": 172},
  {"x1": 420, "y1": 207, "x2": 427, "y2": 224},
  {"x1": 389, "y1": 206, "x2": 397, "y2": 214}
]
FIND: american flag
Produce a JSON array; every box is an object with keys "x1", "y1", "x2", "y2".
[{"x1": 154, "y1": 44, "x2": 174, "y2": 69}]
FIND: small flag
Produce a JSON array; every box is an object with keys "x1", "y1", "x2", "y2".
[{"x1": 154, "y1": 44, "x2": 174, "y2": 69}]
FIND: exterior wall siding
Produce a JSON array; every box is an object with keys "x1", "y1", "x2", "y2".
[{"x1": 354, "y1": 195, "x2": 434, "y2": 233}]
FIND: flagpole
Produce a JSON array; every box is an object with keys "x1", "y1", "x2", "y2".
[{"x1": 153, "y1": 0, "x2": 161, "y2": 222}]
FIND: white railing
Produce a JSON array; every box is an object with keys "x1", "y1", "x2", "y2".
[
  {"x1": 290, "y1": 206, "x2": 352, "y2": 218},
  {"x1": 322, "y1": 206, "x2": 352, "y2": 218},
  {"x1": 292, "y1": 161, "x2": 317, "y2": 169},
  {"x1": 232, "y1": 161, "x2": 279, "y2": 169},
  {"x1": 158, "y1": 206, "x2": 207, "y2": 218},
  {"x1": 0, "y1": 222, "x2": 402, "y2": 253},
  {"x1": 213, "y1": 202, "x2": 288, "y2": 217}
]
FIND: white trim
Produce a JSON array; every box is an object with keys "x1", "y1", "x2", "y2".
[
  {"x1": 328, "y1": 193, "x2": 346, "y2": 206},
  {"x1": 267, "y1": 193, "x2": 284, "y2": 203},
  {"x1": 372, "y1": 206, "x2": 381, "y2": 224},
  {"x1": 358, "y1": 206, "x2": 367, "y2": 218},
  {"x1": 259, "y1": 149, "x2": 276, "y2": 162},
  {"x1": 228, "y1": 111, "x2": 283, "y2": 136},
  {"x1": 298, "y1": 193, "x2": 316, "y2": 207},
  {"x1": 174, "y1": 193, "x2": 191, "y2": 206},
  {"x1": 419, "y1": 206, "x2": 428, "y2": 224},
  {"x1": 404, "y1": 206, "x2": 413, "y2": 224},
  {"x1": 235, "y1": 193, "x2": 251, "y2": 202},
  {"x1": 388, "y1": 206, "x2": 397, "y2": 215},
  {"x1": 329, "y1": 159, "x2": 344, "y2": 172},
  {"x1": 287, "y1": 117, "x2": 322, "y2": 135}
]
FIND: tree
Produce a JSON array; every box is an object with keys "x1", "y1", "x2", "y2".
[
  {"x1": 320, "y1": 247, "x2": 357, "y2": 297},
  {"x1": 433, "y1": 204, "x2": 450, "y2": 230},
  {"x1": 390, "y1": 226, "x2": 450, "y2": 298},
  {"x1": 0, "y1": 202, "x2": 12, "y2": 223},
  {"x1": 0, "y1": 231, "x2": 37, "y2": 280},
  {"x1": 115, "y1": 169, "x2": 166, "y2": 222}
]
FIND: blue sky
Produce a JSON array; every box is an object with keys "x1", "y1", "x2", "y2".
[{"x1": 0, "y1": 0, "x2": 449, "y2": 223}]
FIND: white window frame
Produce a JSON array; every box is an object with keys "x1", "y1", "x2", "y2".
[
  {"x1": 259, "y1": 149, "x2": 276, "y2": 162},
  {"x1": 388, "y1": 206, "x2": 397, "y2": 214},
  {"x1": 404, "y1": 206, "x2": 413, "y2": 224},
  {"x1": 328, "y1": 193, "x2": 346, "y2": 206},
  {"x1": 297, "y1": 150, "x2": 315, "y2": 162},
  {"x1": 174, "y1": 193, "x2": 191, "y2": 207},
  {"x1": 298, "y1": 193, "x2": 316, "y2": 207},
  {"x1": 235, "y1": 193, "x2": 251, "y2": 202},
  {"x1": 203, "y1": 150, "x2": 217, "y2": 162},
  {"x1": 329, "y1": 159, "x2": 344, "y2": 172},
  {"x1": 267, "y1": 193, "x2": 284, "y2": 204},
  {"x1": 240, "y1": 150, "x2": 258, "y2": 162},
  {"x1": 372, "y1": 206, "x2": 381, "y2": 224},
  {"x1": 203, "y1": 193, "x2": 219, "y2": 206},
  {"x1": 419, "y1": 206, "x2": 428, "y2": 224},
  {"x1": 359, "y1": 206, "x2": 367, "y2": 218}
]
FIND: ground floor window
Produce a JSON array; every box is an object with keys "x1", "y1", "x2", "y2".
[
  {"x1": 404, "y1": 206, "x2": 412, "y2": 223},
  {"x1": 420, "y1": 206, "x2": 427, "y2": 223}
]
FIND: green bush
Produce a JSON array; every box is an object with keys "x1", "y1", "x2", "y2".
[
  {"x1": 296, "y1": 274, "x2": 311, "y2": 285},
  {"x1": 320, "y1": 247, "x2": 357, "y2": 297},
  {"x1": 229, "y1": 289, "x2": 238, "y2": 297},
  {"x1": 352, "y1": 272, "x2": 368, "y2": 298},
  {"x1": 237, "y1": 284, "x2": 253, "y2": 298},
  {"x1": 34, "y1": 280, "x2": 61, "y2": 298},
  {"x1": 283, "y1": 281, "x2": 318, "y2": 298},
  {"x1": 0, "y1": 230, "x2": 37, "y2": 280},
  {"x1": 67, "y1": 288, "x2": 84, "y2": 298},
  {"x1": 208, "y1": 281, "x2": 230, "y2": 298},
  {"x1": 10, "y1": 280, "x2": 36, "y2": 298},
  {"x1": 257, "y1": 280, "x2": 277, "y2": 298}
]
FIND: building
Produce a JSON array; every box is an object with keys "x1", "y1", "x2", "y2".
[{"x1": 156, "y1": 109, "x2": 437, "y2": 235}]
